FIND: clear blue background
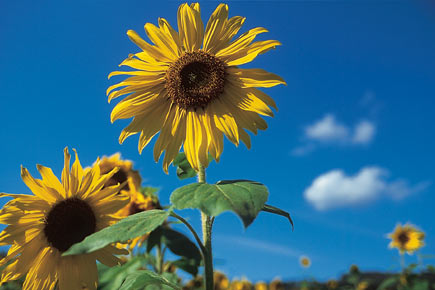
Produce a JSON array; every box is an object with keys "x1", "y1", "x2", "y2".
[{"x1": 1, "y1": 0, "x2": 435, "y2": 282}]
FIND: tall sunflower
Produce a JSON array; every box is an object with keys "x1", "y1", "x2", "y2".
[
  {"x1": 108, "y1": 2, "x2": 286, "y2": 172},
  {"x1": 0, "y1": 148, "x2": 129, "y2": 290},
  {"x1": 388, "y1": 223, "x2": 425, "y2": 254}
]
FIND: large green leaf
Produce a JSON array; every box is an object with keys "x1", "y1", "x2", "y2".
[
  {"x1": 63, "y1": 209, "x2": 170, "y2": 256},
  {"x1": 170, "y1": 180, "x2": 269, "y2": 228},
  {"x1": 119, "y1": 270, "x2": 180, "y2": 290}
]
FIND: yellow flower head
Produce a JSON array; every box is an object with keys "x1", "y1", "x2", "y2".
[
  {"x1": 255, "y1": 281, "x2": 268, "y2": 290},
  {"x1": 231, "y1": 279, "x2": 252, "y2": 290},
  {"x1": 388, "y1": 223, "x2": 425, "y2": 254},
  {"x1": 214, "y1": 271, "x2": 230, "y2": 289},
  {"x1": 98, "y1": 153, "x2": 141, "y2": 193},
  {"x1": 0, "y1": 148, "x2": 129, "y2": 290},
  {"x1": 108, "y1": 3, "x2": 286, "y2": 172},
  {"x1": 356, "y1": 281, "x2": 369, "y2": 290},
  {"x1": 299, "y1": 255, "x2": 311, "y2": 268}
]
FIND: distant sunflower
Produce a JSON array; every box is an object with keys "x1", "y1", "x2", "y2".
[
  {"x1": 255, "y1": 281, "x2": 268, "y2": 290},
  {"x1": 388, "y1": 223, "x2": 425, "y2": 254},
  {"x1": 108, "y1": 2, "x2": 286, "y2": 172},
  {"x1": 0, "y1": 148, "x2": 129, "y2": 290},
  {"x1": 299, "y1": 255, "x2": 311, "y2": 268},
  {"x1": 214, "y1": 271, "x2": 230, "y2": 290},
  {"x1": 98, "y1": 153, "x2": 141, "y2": 193}
]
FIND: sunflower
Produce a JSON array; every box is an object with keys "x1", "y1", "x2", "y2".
[
  {"x1": 299, "y1": 255, "x2": 311, "y2": 268},
  {"x1": 0, "y1": 148, "x2": 129, "y2": 290},
  {"x1": 107, "y1": 2, "x2": 286, "y2": 172},
  {"x1": 98, "y1": 153, "x2": 141, "y2": 193},
  {"x1": 388, "y1": 223, "x2": 425, "y2": 254},
  {"x1": 214, "y1": 271, "x2": 230, "y2": 290},
  {"x1": 254, "y1": 281, "x2": 268, "y2": 290}
]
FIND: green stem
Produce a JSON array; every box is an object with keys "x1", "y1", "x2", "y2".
[
  {"x1": 156, "y1": 243, "x2": 164, "y2": 274},
  {"x1": 198, "y1": 164, "x2": 214, "y2": 290},
  {"x1": 170, "y1": 212, "x2": 206, "y2": 255},
  {"x1": 400, "y1": 252, "x2": 405, "y2": 273}
]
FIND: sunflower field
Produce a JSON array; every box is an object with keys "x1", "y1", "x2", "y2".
[{"x1": 1, "y1": 1, "x2": 434, "y2": 290}]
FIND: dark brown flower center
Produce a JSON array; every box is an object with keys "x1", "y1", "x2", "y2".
[
  {"x1": 165, "y1": 51, "x2": 226, "y2": 109},
  {"x1": 44, "y1": 197, "x2": 96, "y2": 252},
  {"x1": 398, "y1": 232, "x2": 410, "y2": 245}
]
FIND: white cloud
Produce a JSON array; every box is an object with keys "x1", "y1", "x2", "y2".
[
  {"x1": 292, "y1": 114, "x2": 376, "y2": 156},
  {"x1": 304, "y1": 167, "x2": 429, "y2": 210},
  {"x1": 216, "y1": 235, "x2": 301, "y2": 258},
  {"x1": 353, "y1": 121, "x2": 376, "y2": 144},
  {"x1": 305, "y1": 114, "x2": 349, "y2": 142}
]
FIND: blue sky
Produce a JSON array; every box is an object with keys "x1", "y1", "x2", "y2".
[{"x1": 1, "y1": 0, "x2": 435, "y2": 282}]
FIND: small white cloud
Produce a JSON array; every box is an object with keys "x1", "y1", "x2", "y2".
[
  {"x1": 305, "y1": 114, "x2": 349, "y2": 142},
  {"x1": 291, "y1": 114, "x2": 376, "y2": 156},
  {"x1": 304, "y1": 167, "x2": 429, "y2": 210},
  {"x1": 352, "y1": 121, "x2": 376, "y2": 144},
  {"x1": 291, "y1": 143, "x2": 316, "y2": 156}
]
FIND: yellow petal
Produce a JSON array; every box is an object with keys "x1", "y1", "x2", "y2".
[
  {"x1": 144, "y1": 23, "x2": 178, "y2": 60},
  {"x1": 110, "y1": 87, "x2": 164, "y2": 122},
  {"x1": 177, "y1": 3, "x2": 204, "y2": 52},
  {"x1": 210, "y1": 99, "x2": 239, "y2": 145},
  {"x1": 20, "y1": 167, "x2": 56, "y2": 203},
  {"x1": 22, "y1": 247, "x2": 58, "y2": 290},
  {"x1": 203, "y1": 4, "x2": 229, "y2": 52},
  {"x1": 216, "y1": 27, "x2": 268, "y2": 58},
  {"x1": 36, "y1": 165, "x2": 65, "y2": 198},
  {"x1": 126, "y1": 30, "x2": 172, "y2": 63},
  {"x1": 162, "y1": 108, "x2": 186, "y2": 173},
  {"x1": 158, "y1": 18, "x2": 182, "y2": 54},
  {"x1": 225, "y1": 40, "x2": 281, "y2": 66},
  {"x1": 228, "y1": 67, "x2": 286, "y2": 88}
]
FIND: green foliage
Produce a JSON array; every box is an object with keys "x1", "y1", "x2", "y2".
[
  {"x1": 170, "y1": 180, "x2": 269, "y2": 228},
  {"x1": 63, "y1": 209, "x2": 171, "y2": 255},
  {"x1": 98, "y1": 256, "x2": 151, "y2": 290},
  {"x1": 119, "y1": 270, "x2": 180, "y2": 290},
  {"x1": 173, "y1": 153, "x2": 197, "y2": 180},
  {"x1": 173, "y1": 153, "x2": 213, "y2": 180},
  {"x1": 146, "y1": 226, "x2": 202, "y2": 276}
]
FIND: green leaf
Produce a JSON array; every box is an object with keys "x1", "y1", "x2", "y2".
[
  {"x1": 173, "y1": 153, "x2": 213, "y2": 180},
  {"x1": 262, "y1": 204, "x2": 294, "y2": 230},
  {"x1": 171, "y1": 258, "x2": 199, "y2": 276},
  {"x1": 63, "y1": 209, "x2": 170, "y2": 256},
  {"x1": 173, "y1": 153, "x2": 197, "y2": 180},
  {"x1": 170, "y1": 180, "x2": 269, "y2": 228},
  {"x1": 146, "y1": 226, "x2": 163, "y2": 253},
  {"x1": 377, "y1": 276, "x2": 398, "y2": 290},
  {"x1": 119, "y1": 270, "x2": 180, "y2": 290},
  {"x1": 98, "y1": 256, "x2": 148, "y2": 290},
  {"x1": 162, "y1": 228, "x2": 202, "y2": 264}
]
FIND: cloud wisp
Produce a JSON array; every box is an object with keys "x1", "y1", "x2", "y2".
[
  {"x1": 215, "y1": 235, "x2": 302, "y2": 258},
  {"x1": 304, "y1": 167, "x2": 430, "y2": 210},
  {"x1": 292, "y1": 114, "x2": 376, "y2": 156}
]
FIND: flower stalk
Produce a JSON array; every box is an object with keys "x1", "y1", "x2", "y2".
[{"x1": 198, "y1": 164, "x2": 214, "y2": 290}]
